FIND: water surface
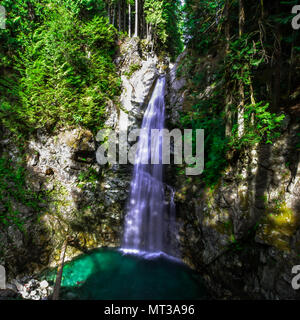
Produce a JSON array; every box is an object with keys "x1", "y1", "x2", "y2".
[{"x1": 45, "y1": 248, "x2": 208, "y2": 300}]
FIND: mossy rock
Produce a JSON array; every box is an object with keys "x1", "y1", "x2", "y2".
[
  {"x1": 257, "y1": 203, "x2": 300, "y2": 251},
  {"x1": 62, "y1": 129, "x2": 94, "y2": 151}
]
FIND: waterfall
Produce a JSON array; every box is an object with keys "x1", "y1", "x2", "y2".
[{"x1": 122, "y1": 76, "x2": 174, "y2": 256}]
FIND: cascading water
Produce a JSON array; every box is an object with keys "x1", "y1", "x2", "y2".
[{"x1": 122, "y1": 76, "x2": 176, "y2": 256}]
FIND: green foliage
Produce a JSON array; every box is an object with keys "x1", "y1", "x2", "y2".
[
  {"x1": 77, "y1": 167, "x2": 98, "y2": 189},
  {"x1": 123, "y1": 63, "x2": 142, "y2": 78},
  {"x1": 224, "y1": 35, "x2": 286, "y2": 149},
  {"x1": 230, "y1": 102, "x2": 285, "y2": 149},
  {"x1": 62, "y1": 0, "x2": 107, "y2": 17},
  {"x1": 144, "y1": 0, "x2": 183, "y2": 60},
  {"x1": 178, "y1": 0, "x2": 293, "y2": 187},
  {"x1": 0, "y1": 0, "x2": 45, "y2": 71},
  {"x1": 180, "y1": 88, "x2": 228, "y2": 186},
  {"x1": 0, "y1": 1, "x2": 121, "y2": 135},
  {"x1": 183, "y1": 0, "x2": 225, "y2": 52},
  {"x1": 0, "y1": 157, "x2": 41, "y2": 230},
  {"x1": 225, "y1": 36, "x2": 263, "y2": 82}
]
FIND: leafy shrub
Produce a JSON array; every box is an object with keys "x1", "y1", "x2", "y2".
[
  {"x1": 0, "y1": 3, "x2": 121, "y2": 135},
  {"x1": 230, "y1": 102, "x2": 285, "y2": 149},
  {"x1": 0, "y1": 157, "x2": 41, "y2": 230},
  {"x1": 124, "y1": 63, "x2": 142, "y2": 78}
]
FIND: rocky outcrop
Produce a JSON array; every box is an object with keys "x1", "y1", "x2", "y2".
[
  {"x1": 2, "y1": 278, "x2": 53, "y2": 300},
  {"x1": 114, "y1": 38, "x2": 166, "y2": 131},
  {"x1": 166, "y1": 51, "x2": 187, "y2": 125},
  {"x1": 0, "y1": 127, "x2": 129, "y2": 277},
  {"x1": 0, "y1": 38, "x2": 163, "y2": 280},
  {"x1": 169, "y1": 50, "x2": 300, "y2": 299},
  {"x1": 178, "y1": 126, "x2": 300, "y2": 299}
]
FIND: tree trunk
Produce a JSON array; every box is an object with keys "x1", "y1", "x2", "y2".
[
  {"x1": 52, "y1": 239, "x2": 68, "y2": 300},
  {"x1": 141, "y1": 0, "x2": 145, "y2": 38},
  {"x1": 237, "y1": 0, "x2": 245, "y2": 138},
  {"x1": 118, "y1": 1, "x2": 121, "y2": 31},
  {"x1": 288, "y1": 31, "x2": 295, "y2": 96},
  {"x1": 224, "y1": 0, "x2": 232, "y2": 137},
  {"x1": 146, "y1": 22, "x2": 149, "y2": 39},
  {"x1": 148, "y1": 23, "x2": 152, "y2": 41},
  {"x1": 134, "y1": 0, "x2": 138, "y2": 37},
  {"x1": 224, "y1": 0, "x2": 230, "y2": 54},
  {"x1": 129, "y1": 3, "x2": 131, "y2": 37},
  {"x1": 112, "y1": 4, "x2": 116, "y2": 27},
  {"x1": 271, "y1": 0, "x2": 282, "y2": 112},
  {"x1": 238, "y1": 0, "x2": 245, "y2": 37},
  {"x1": 123, "y1": 0, "x2": 126, "y2": 32},
  {"x1": 108, "y1": 5, "x2": 111, "y2": 24}
]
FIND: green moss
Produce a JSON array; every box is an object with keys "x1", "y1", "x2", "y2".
[
  {"x1": 239, "y1": 191, "x2": 250, "y2": 212},
  {"x1": 123, "y1": 63, "x2": 142, "y2": 78},
  {"x1": 82, "y1": 170, "x2": 97, "y2": 182},
  {"x1": 47, "y1": 184, "x2": 69, "y2": 198},
  {"x1": 45, "y1": 184, "x2": 72, "y2": 222},
  {"x1": 64, "y1": 129, "x2": 93, "y2": 150},
  {"x1": 258, "y1": 202, "x2": 299, "y2": 251},
  {"x1": 230, "y1": 234, "x2": 235, "y2": 243},
  {"x1": 215, "y1": 218, "x2": 233, "y2": 236}
]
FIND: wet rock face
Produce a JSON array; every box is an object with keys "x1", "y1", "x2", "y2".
[
  {"x1": 169, "y1": 51, "x2": 300, "y2": 299},
  {"x1": 27, "y1": 128, "x2": 96, "y2": 185},
  {"x1": 114, "y1": 37, "x2": 162, "y2": 132},
  {"x1": 0, "y1": 127, "x2": 131, "y2": 277},
  {"x1": 167, "y1": 51, "x2": 187, "y2": 125}
]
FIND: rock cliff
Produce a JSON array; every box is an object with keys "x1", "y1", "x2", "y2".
[
  {"x1": 169, "y1": 51, "x2": 300, "y2": 299},
  {"x1": 1, "y1": 39, "x2": 299, "y2": 301},
  {"x1": 0, "y1": 38, "x2": 164, "y2": 278}
]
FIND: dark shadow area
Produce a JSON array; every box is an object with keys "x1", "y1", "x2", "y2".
[{"x1": 72, "y1": 150, "x2": 95, "y2": 164}]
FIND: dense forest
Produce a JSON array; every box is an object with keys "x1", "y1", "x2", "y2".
[
  {"x1": 1, "y1": 0, "x2": 299, "y2": 181},
  {"x1": 0, "y1": 0, "x2": 300, "y2": 301},
  {"x1": 181, "y1": 0, "x2": 300, "y2": 185}
]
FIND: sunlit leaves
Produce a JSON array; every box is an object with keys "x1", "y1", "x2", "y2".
[{"x1": 0, "y1": 1, "x2": 121, "y2": 134}]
